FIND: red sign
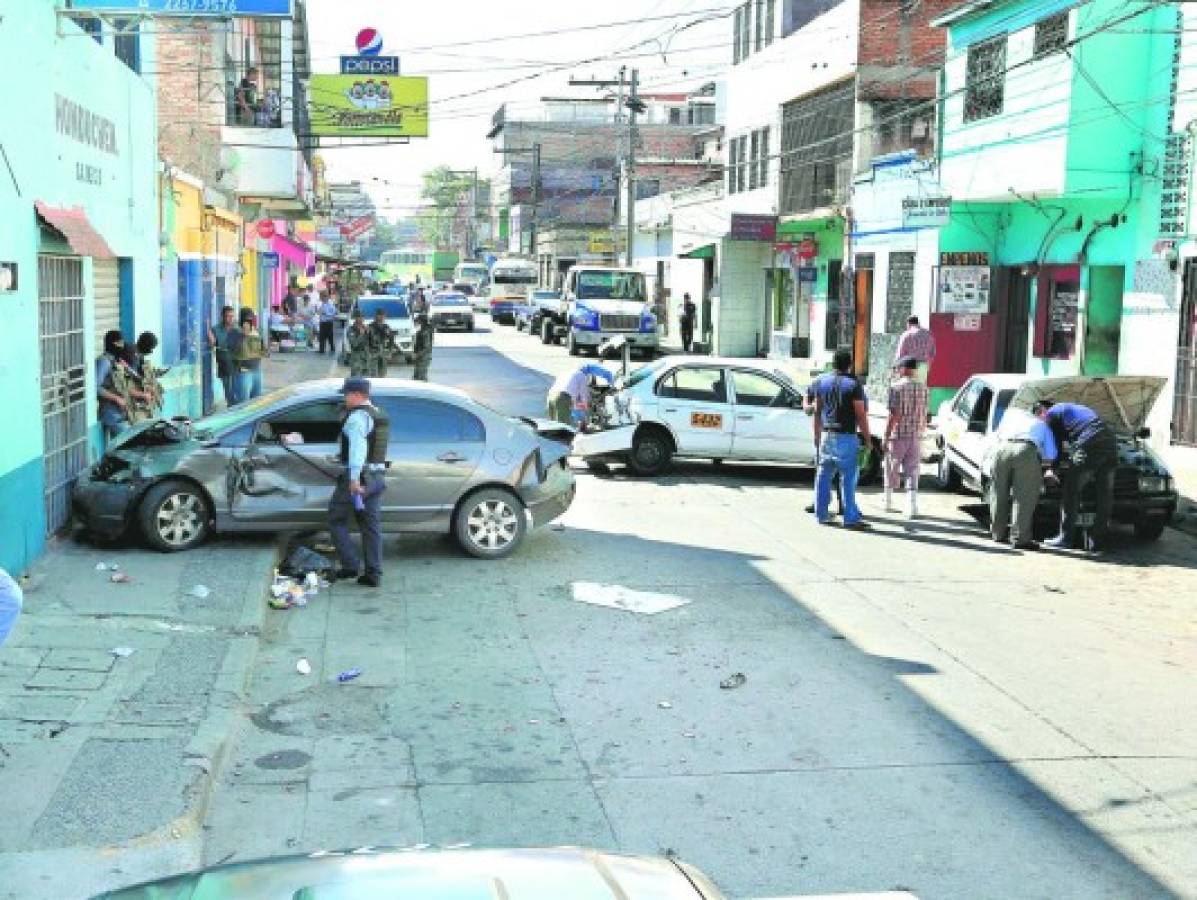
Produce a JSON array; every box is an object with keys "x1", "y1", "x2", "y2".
[
  {"x1": 255, "y1": 220, "x2": 276, "y2": 240},
  {"x1": 729, "y1": 213, "x2": 778, "y2": 242},
  {"x1": 340, "y1": 215, "x2": 375, "y2": 241},
  {"x1": 797, "y1": 238, "x2": 818, "y2": 260}
]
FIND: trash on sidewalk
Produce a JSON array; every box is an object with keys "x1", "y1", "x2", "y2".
[
  {"x1": 571, "y1": 581, "x2": 691, "y2": 615},
  {"x1": 186, "y1": 584, "x2": 211, "y2": 599},
  {"x1": 719, "y1": 672, "x2": 747, "y2": 690},
  {"x1": 296, "y1": 658, "x2": 312, "y2": 675},
  {"x1": 280, "y1": 543, "x2": 334, "y2": 578},
  {"x1": 111, "y1": 646, "x2": 135, "y2": 658},
  {"x1": 336, "y1": 667, "x2": 362, "y2": 683},
  {"x1": 109, "y1": 573, "x2": 132, "y2": 584},
  {"x1": 1044, "y1": 585, "x2": 1065, "y2": 594},
  {"x1": 268, "y1": 571, "x2": 313, "y2": 610},
  {"x1": 658, "y1": 700, "x2": 673, "y2": 709}
]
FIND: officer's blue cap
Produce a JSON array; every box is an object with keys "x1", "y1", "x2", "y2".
[{"x1": 339, "y1": 377, "x2": 371, "y2": 396}]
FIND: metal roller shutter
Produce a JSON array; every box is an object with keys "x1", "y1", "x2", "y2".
[{"x1": 93, "y1": 258, "x2": 121, "y2": 356}]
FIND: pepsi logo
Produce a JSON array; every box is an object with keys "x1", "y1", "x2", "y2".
[{"x1": 355, "y1": 28, "x2": 382, "y2": 57}]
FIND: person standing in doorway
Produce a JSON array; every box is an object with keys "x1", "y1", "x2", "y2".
[
  {"x1": 318, "y1": 292, "x2": 338, "y2": 354},
  {"x1": 882, "y1": 357, "x2": 929, "y2": 517},
  {"x1": 1036, "y1": 399, "x2": 1117, "y2": 553},
  {"x1": 894, "y1": 316, "x2": 936, "y2": 383},
  {"x1": 811, "y1": 348, "x2": 872, "y2": 528},
  {"x1": 678, "y1": 292, "x2": 697, "y2": 353},
  {"x1": 328, "y1": 377, "x2": 389, "y2": 588},
  {"x1": 988, "y1": 407, "x2": 1058, "y2": 550},
  {"x1": 209, "y1": 306, "x2": 239, "y2": 406}
]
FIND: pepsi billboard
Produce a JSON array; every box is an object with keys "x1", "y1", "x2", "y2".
[
  {"x1": 341, "y1": 56, "x2": 399, "y2": 75},
  {"x1": 355, "y1": 28, "x2": 383, "y2": 56}
]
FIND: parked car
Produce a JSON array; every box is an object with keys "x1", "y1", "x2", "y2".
[
  {"x1": 344, "y1": 295, "x2": 414, "y2": 361},
  {"x1": 526, "y1": 289, "x2": 566, "y2": 341},
  {"x1": 934, "y1": 373, "x2": 1177, "y2": 539},
  {"x1": 72, "y1": 379, "x2": 577, "y2": 559},
  {"x1": 452, "y1": 281, "x2": 476, "y2": 297},
  {"x1": 572, "y1": 357, "x2": 882, "y2": 479},
  {"x1": 429, "y1": 291, "x2": 475, "y2": 331},
  {"x1": 92, "y1": 845, "x2": 916, "y2": 900}
]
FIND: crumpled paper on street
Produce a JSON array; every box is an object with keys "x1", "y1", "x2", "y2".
[{"x1": 570, "y1": 581, "x2": 691, "y2": 615}]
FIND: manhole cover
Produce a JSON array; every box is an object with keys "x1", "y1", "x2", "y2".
[{"x1": 254, "y1": 749, "x2": 312, "y2": 770}]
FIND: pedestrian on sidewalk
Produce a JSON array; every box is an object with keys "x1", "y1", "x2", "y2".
[
  {"x1": 1036, "y1": 399, "x2": 1117, "y2": 553},
  {"x1": 987, "y1": 407, "x2": 1058, "y2": 550},
  {"x1": 804, "y1": 380, "x2": 843, "y2": 518},
  {"x1": 882, "y1": 356, "x2": 929, "y2": 517},
  {"x1": 894, "y1": 316, "x2": 936, "y2": 383},
  {"x1": 0, "y1": 568, "x2": 23, "y2": 648},
  {"x1": 678, "y1": 292, "x2": 697, "y2": 353},
  {"x1": 811, "y1": 348, "x2": 872, "y2": 528},
  {"x1": 318, "y1": 292, "x2": 338, "y2": 355},
  {"x1": 329, "y1": 377, "x2": 389, "y2": 587}
]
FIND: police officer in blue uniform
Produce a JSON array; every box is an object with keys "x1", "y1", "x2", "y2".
[{"x1": 329, "y1": 377, "x2": 390, "y2": 587}]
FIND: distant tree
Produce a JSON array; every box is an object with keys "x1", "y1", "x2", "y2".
[{"x1": 419, "y1": 166, "x2": 476, "y2": 249}]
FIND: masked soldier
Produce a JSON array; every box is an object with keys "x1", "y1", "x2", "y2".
[
  {"x1": 411, "y1": 313, "x2": 435, "y2": 382},
  {"x1": 345, "y1": 310, "x2": 370, "y2": 377},
  {"x1": 366, "y1": 308, "x2": 396, "y2": 377}
]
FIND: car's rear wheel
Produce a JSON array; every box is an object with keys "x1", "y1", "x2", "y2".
[
  {"x1": 139, "y1": 480, "x2": 211, "y2": 552},
  {"x1": 1133, "y1": 518, "x2": 1167, "y2": 540},
  {"x1": 935, "y1": 446, "x2": 961, "y2": 491},
  {"x1": 628, "y1": 426, "x2": 673, "y2": 476},
  {"x1": 454, "y1": 488, "x2": 527, "y2": 559}
]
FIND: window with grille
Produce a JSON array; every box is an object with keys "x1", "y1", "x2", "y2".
[
  {"x1": 740, "y1": 2, "x2": 752, "y2": 61},
  {"x1": 737, "y1": 135, "x2": 749, "y2": 193},
  {"x1": 749, "y1": 131, "x2": 761, "y2": 190},
  {"x1": 733, "y1": 7, "x2": 744, "y2": 63},
  {"x1": 728, "y1": 138, "x2": 740, "y2": 192},
  {"x1": 226, "y1": 18, "x2": 284, "y2": 127},
  {"x1": 1033, "y1": 12, "x2": 1068, "y2": 59},
  {"x1": 754, "y1": 0, "x2": 765, "y2": 51},
  {"x1": 964, "y1": 37, "x2": 1006, "y2": 123},
  {"x1": 757, "y1": 127, "x2": 770, "y2": 187},
  {"x1": 780, "y1": 81, "x2": 855, "y2": 214},
  {"x1": 764, "y1": 0, "x2": 776, "y2": 45}
]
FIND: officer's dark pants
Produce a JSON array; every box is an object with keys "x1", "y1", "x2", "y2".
[
  {"x1": 318, "y1": 321, "x2": 335, "y2": 354},
  {"x1": 1059, "y1": 432, "x2": 1117, "y2": 546},
  {"x1": 680, "y1": 321, "x2": 694, "y2": 352},
  {"x1": 328, "y1": 470, "x2": 385, "y2": 577}
]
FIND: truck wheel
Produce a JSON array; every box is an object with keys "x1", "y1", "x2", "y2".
[
  {"x1": 138, "y1": 479, "x2": 212, "y2": 552},
  {"x1": 628, "y1": 427, "x2": 673, "y2": 476},
  {"x1": 1133, "y1": 518, "x2": 1166, "y2": 540}
]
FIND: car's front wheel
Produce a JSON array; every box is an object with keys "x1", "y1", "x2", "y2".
[
  {"x1": 1133, "y1": 518, "x2": 1167, "y2": 540},
  {"x1": 139, "y1": 480, "x2": 212, "y2": 552},
  {"x1": 628, "y1": 426, "x2": 673, "y2": 476},
  {"x1": 935, "y1": 446, "x2": 961, "y2": 491},
  {"x1": 454, "y1": 488, "x2": 527, "y2": 558}
]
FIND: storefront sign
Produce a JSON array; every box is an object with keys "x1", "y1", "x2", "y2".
[
  {"x1": 902, "y1": 196, "x2": 951, "y2": 228},
  {"x1": 729, "y1": 213, "x2": 778, "y2": 242},
  {"x1": 308, "y1": 75, "x2": 429, "y2": 138},
  {"x1": 797, "y1": 266, "x2": 818, "y2": 283},
  {"x1": 953, "y1": 313, "x2": 981, "y2": 331},
  {"x1": 588, "y1": 233, "x2": 615, "y2": 254},
  {"x1": 260, "y1": 252, "x2": 280, "y2": 269},
  {"x1": 68, "y1": 0, "x2": 293, "y2": 15},
  {"x1": 940, "y1": 251, "x2": 988, "y2": 266},
  {"x1": 937, "y1": 265, "x2": 991, "y2": 314},
  {"x1": 55, "y1": 95, "x2": 117, "y2": 155},
  {"x1": 340, "y1": 56, "x2": 400, "y2": 75}
]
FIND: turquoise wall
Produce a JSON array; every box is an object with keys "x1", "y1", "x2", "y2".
[{"x1": 0, "y1": 1, "x2": 159, "y2": 575}]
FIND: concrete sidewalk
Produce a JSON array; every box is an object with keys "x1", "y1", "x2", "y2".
[{"x1": 0, "y1": 533, "x2": 278, "y2": 900}]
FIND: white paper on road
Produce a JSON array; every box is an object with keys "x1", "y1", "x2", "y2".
[{"x1": 570, "y1": 581, "x2": 692, "y2": 615}]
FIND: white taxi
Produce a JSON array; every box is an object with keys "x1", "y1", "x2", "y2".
[{"x1": 573, "y1": 357, "x2": 882, "y2": 479}]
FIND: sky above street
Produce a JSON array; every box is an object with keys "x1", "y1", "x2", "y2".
[{"x1": 305, "y1": 0, "x2": 731, "y2": 219}]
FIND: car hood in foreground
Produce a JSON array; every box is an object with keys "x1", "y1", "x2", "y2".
[
  {"x1": 93, "y1": 846, "x2": 717, "y2": 900},
  {"x1": 1010, "y1": 376, "x2": 1166, "y2": 433}
]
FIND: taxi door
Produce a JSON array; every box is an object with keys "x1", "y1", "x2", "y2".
[{"x1": 655, "y1": 365, "x2": 734, "y2": 456}]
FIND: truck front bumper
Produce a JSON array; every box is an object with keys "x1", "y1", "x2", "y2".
[{"x1": 572, "y1": 330, "x2": 659, "y2": 349}]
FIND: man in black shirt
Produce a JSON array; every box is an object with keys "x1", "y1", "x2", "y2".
[{"x1": 810, "y1": 348, "x2": 871, "y2": 528}]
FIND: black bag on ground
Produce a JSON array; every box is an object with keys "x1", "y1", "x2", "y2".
[{"x1": 280, "y1": 543, "x2": 334, "y2": 577}]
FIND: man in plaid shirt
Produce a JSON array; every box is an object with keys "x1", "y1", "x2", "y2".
[
  {"x1": 894, "y1": 316, "x2": 936, "y2": 383},
  {"x1": 883, "y1": 356, "x2": 929, "y2": 517}
]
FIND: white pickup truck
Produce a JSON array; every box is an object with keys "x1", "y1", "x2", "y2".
[{"x1": 562, "y1": 265, "x2": 659, "y2": 359}]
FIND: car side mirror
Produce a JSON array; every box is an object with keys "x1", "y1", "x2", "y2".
[{"x1": 1136, "y1": 427, "x2": 1151, "y2": 440}]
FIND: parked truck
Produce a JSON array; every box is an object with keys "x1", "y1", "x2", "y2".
[{"x1": 558, "y1": 265, "x2": 658, "y2": 358}]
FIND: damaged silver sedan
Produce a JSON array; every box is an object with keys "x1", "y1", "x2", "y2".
[{"x1": 72, "y1": 379, "x2": 577, "y2": 559}]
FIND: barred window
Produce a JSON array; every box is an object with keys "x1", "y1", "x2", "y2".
[
  {"x1": 754, "y1": 0, "x2": 765, "y2": 52},
  {"x1": 764, "y1": 0, "x2": 776, "y2": 45},
  {"x1": 737, "y1": 135, "x2": 749, "y2": 193},
  {"x1": 964, "y1": 37, "x2": 1006, "y2": 123},
  {"x1": 728, "y1": 138, "x2": 741, "y2": 193},
  {"x1": 758, "y1": 127, "x2": 770, "y2": 188},
  {"x1": 733, "y1": 7, "x2": 744, "y2": 63},
  {"x1": 1033, "y1": 11, "x2": 1068, "y2": 59},
  {"x1": 749, "y1": 131, "x2": 761, "y2": 190}
]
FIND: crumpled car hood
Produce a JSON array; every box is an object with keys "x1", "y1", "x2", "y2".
[{"x1": 1010, "y1": 376, "x2": 1166, "y2": 434}]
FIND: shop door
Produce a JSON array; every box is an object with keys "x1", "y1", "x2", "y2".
[
  {"x1": 1083, "y1": 265, "x2": 1124, "y2": 375},
  {"x1": 39, "y1": 255, "x2": 89, "y2": 535},
  {"x1": 92, "y1": 258, "x2": 120, "y2": 354},
  {"x1": 853, "y1": 257, "x2": 874, "y2": 375},
  {"x1": 997, "y1": 268, "x2": 1032, "y2": 373},
  {"x1": 1173, "y1": 260, "x2": 1197, "y2": 445}
]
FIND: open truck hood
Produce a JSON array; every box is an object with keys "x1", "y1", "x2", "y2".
[{"x1": 1009, "y1": 376, "x2": 1166, "y2": 434}]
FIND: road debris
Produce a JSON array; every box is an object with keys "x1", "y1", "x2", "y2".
[
  {"x1": 186, "y1": 584, "x2": 211, "y2": 599},
  {"x1": 682, "y1": 731, "x2": 696, "y2": 738},
  {"x1": 658, "y1": 700, "x2": 673, "y2": 709},
  {"x1": 571, "y1": 581, "x2": 692, "y2": 615},
  {"x1": 296, "y1": 658, "x2": 312, "y2": 675},
  {"x1": 94, "y1": 562, "x2": 119, "y2": 572},
  {"x1": 109, "y1": 573, "x2": 132, "y2": 584},
  {"x1": 110, "y1": 646, "x2": 134, "y2": 658},
  {"x1": 336, "y1": 667, "x2": 362, "y2": 683},
  {"x1": 719, "y1": 672, "x2": 747, "y2": 690},
  {"x1": 1044, "y1": 585, "x2": 1066, "y2": 594}
]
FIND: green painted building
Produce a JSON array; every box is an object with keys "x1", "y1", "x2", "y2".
[{"x1": 0, "y1": 2, "x2": 162, "y2": 574}]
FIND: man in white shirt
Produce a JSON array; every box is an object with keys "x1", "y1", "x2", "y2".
[{"x1": 987, "y1": 407, "x2": 1059, "y2": 550}]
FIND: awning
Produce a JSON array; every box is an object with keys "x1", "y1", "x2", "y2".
[
  {"x1": 35, "y1": 201, "x2": 114, "y2": 258},
  {"x1": 681, "y1": 243, "x2": 715, "y2": 259}
]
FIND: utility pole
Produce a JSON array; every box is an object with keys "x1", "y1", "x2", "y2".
[{"x1": 625, "y1": 68, "x2": 641, "y2": 266}]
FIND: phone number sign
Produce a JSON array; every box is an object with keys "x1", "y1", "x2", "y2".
[{"x1": 68, "y1": 0, "x2": 292, "y2": 15}]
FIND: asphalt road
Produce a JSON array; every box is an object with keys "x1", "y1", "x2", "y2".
[{"x1": 193, "y1": 320, "x2": 1196, "y2": 899}]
